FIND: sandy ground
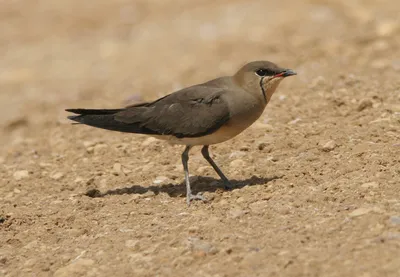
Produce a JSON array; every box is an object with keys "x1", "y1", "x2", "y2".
[{"x1": 1, "y1": 0, "x2": 400, "y2": 276}]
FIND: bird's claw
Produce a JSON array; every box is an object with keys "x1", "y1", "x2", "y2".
[
  {"x1": 223, "y1": 181, "x2": 233, "y2": 190},
  {"x1": 186, "y1": 192, "x2": 207, "y2": 206}
]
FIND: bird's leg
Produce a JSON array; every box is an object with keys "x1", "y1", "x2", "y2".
[
  {"x1": 182, "y1": 146, "x2": 206, "y2": 205},
  {"x1": 201, "y1": 145, "x2": 232, "y2": 189}
]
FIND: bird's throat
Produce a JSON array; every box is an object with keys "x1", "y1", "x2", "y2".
[
  {"x1": 261, "y1": 78, "x2": 283, "y2": 105},
  {"x1": 259, "y1": 77, "x2": 267, "y2": 103}
]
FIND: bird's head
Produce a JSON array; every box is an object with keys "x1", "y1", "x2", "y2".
[{"x1": 234, "y1": 61, "x2": 296, "y2": 104}]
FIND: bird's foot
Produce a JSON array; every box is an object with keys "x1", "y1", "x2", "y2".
[
  {"x1": 186, "y1": 192, "x2": 207, "y2": 206},
  {"x1": 223, "y1": 180, "x2": 233, "y2": 190}
]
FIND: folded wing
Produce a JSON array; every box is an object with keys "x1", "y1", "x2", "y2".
[{"x1": 67, "y1": 85, "x2": 231, "y2": 138}]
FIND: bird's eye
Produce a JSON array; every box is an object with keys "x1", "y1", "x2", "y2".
[{"x1": 255, "y1": 69, "x2": 269, "y2": 77}]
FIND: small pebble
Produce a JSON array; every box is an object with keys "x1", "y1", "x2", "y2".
[
  {"x1": 349, "y1": 208, "x2": 371, "y2": 217},
  {"x1": 196, "y1": 166, "x2": 209, "y2": 174},
  {"x1": 288, "y1": 118, "x2": 301, "y2": 125},
  {"x1": 141, "y1": 137, "x2": 158, "y2": 147},
  {"x1": 53, "y1": 259, "x2": 95, "y2": 277},
  {"x1": 376, "y1": 20, "x2": 398, "y2": 37},
  {"x1": 357, "y1": 99, "x2": 373, "y2": 112},
  {"x1": 270, "y1": 156, "x2": 279, "y2": 162},
  {"x1": 93, "y1": 144, "x2": 108, "y2": 155},
  {"x1": 257, "y1": 142, "x2": 270, "y2": 151},
  {"x1": 122, "y1": 167, "x2": 132, "y2": 174},
  {"x1": 236, "y1": 196, "x2": 246, "y2": 203},
  {"x1": 125, "y1": 240, "x2": 140, "y2": 250},
  {"x1": 252, "y1": 122, "x2": 274, "y2": 131},
  {"x1": 188, "y1": 237, "x2": 218, "y2": 256},
  {"x1": 39, "y1": 162, "x2": 52, "y2": 168},
  {"x1": 249, "y1": 200, "x2": 268, "y2": 215},
  {"x1": 361, "y1": 182, "x2": 379, "y2": 189},
  {"x1": 112, "y1": 163, "x2": 122, "y2": 175},
  {"x1": 188, "y1": 226, "x2": 199, "y2": 234},
  {"x1": 74, "y1": 177, "x2": 84, "y2": 184},
  {"x1": 13, "y1": 170, "x2": 29, "y2": 180},
  {"x1": 153, "y1": 176, "x2": 169, "y2": 184},
  {"x1": 229, "y1": 151, "x2": 246, "y2": 159},
  {"x1": 139, "y1": 191, "x2": 155, "y2": 198},
  {"x1": 230, "y1": 159, "x2": 246, "y2": 168},
  {"x1": 99, "y1": 179, "x2": 108, "y2": 189},
  {"x1": 50, "y1": 172, "x2": 64, "y2": 180},
  {"x1": 83, "y1": 141, "x2": 96, "y2": 148},
  {"x1": 322, "y1": 140, "x2": 337, "y2": 152},
  {"x1": 389, "y1": 216, "x2": 400, "y2": 226},
  {"x1": 229, "y1": 208, "x2": 247, "y2": 219}
]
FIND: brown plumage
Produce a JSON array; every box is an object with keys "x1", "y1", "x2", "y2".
[{"x1": 66, "y1": 60, "x2": 296, "y2": 205}]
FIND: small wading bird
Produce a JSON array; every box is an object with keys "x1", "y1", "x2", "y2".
[{"x1": 66, "y1": 61, "x2": 296, "y2": 205}]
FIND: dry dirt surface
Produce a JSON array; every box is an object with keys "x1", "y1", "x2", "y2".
[{"x1": 1, "y1": 1, "x2": 400, "y2": 276}]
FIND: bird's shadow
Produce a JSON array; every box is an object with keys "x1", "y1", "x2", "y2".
[{"x1": 85, "y1": 175, "x2": 283, "y2": 198}]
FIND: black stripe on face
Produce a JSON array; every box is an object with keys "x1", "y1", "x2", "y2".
[{"x1": 259, "y1": 77, "x2": 267, "y2": 102}]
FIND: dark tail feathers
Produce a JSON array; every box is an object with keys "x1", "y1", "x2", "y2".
[
  {"x1": 65, "y1": 108, "x2": 147, "y2": 134},
  {"x1": 65, "y1": 108, "x2": 123, "y2": 115}
]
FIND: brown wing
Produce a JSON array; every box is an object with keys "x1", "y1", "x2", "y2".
[{"x1": 114, "y1": 84, "x2": 231, "y2": 138}]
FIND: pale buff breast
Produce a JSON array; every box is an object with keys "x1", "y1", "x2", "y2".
[
  {"x1": 154, "y1": 105, "x2": 266, "y2": 146},
  {"x1": 161, "y1": 122, "x2": 245, "y2": 146}
]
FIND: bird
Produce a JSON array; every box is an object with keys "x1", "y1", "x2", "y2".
[{"x1": 66, "y1": 61, "x2": 296, "y2": 205}]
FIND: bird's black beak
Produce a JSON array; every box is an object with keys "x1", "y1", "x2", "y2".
[
  {"x1": 274, "y1": 69, "x2": 297, "y2": 78},
  {"x1": 282, "y1": 69, "x2": 297, "y2": 77}
]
